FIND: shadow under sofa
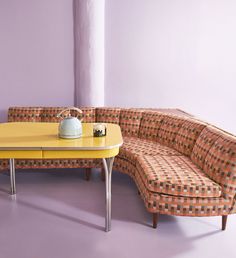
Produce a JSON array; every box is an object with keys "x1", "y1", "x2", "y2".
[{"x1": 0, "y1": 106, "x2": 235, "y2": 231}]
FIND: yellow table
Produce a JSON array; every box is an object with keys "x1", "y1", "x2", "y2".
[{"x1": 0, "y1": 122, "x2": 123, "y2": 232}]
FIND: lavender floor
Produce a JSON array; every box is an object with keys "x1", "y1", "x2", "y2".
[{"x1": 0, "y1": 169, "x2": 235, "y2": 258}]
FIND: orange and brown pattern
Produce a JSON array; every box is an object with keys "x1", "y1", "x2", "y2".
[
  {"x1": 40, "y1": 107, "x2": 66, "y2": 122},
  {"x1": 136, "y1": 155, "x2": 222, "y2": 198},
  {"x1": 119, "y1": 137, "x2": 181, "y2": 165},
  {"x1": 174, "y1": 119, "x2": 206, "y2": 156},
  {"x1": 41, "y1": 107, "x2": 96, "y2": 123},
  {"x1": 8, "y1": 107, "x2": 42, "y2": 122},
  {"x1": 119, "y1": 109, "x2": 144, "y2": 137},
  {"x1": 79, "y1": 107, "x2": 96, "y2": 123},
  {"x1": 139, "y1": 111, "x2": 164, "y2": 140},
  {"x1": 0, "y1": 159, "x2": 100, "y2": 170},
  {"x1": 134, "y1": 171, "x2": 232, "y2": 216},
  {"x1": 157, "y1": 114, "x2": 186, "y2": 148},
  {"x1": 191, "y1": 126, "x2": 223, "y2": 169},
  {"x1": 113, "y1": 157, "x2": 136, "y2": 177},
  {"x1": 203, "y1": 134, "x2": 236, "y2": 198},
  {"x1": 3, "y1": 106, "x2": 236, "y2": 220},
  {"x1": 96, "y1": 107, "x2": 121, "y2": 124}
]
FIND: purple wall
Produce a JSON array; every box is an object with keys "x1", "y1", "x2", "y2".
[
  {"x1": 0, "y1": 0, "x2": 236, "y2": 134},
  {"x1": 105, "y1": 0, "x2": 236, "y2": 134},
  {"x1": 0, "y1": 0, "x2": 74, "y2": 122}
]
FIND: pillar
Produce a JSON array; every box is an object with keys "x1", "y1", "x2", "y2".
[{"x1": 74, "y1": 0, "x2": 105, "y2": 107}]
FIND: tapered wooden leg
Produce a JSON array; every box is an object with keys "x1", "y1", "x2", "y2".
[
  {"x1": 101, "y1": 167, "x2": 105, "y2": 182},
  {"x1": 222, "y1": 215, "x2": 227, "y2": 231},
  {"x1": 85, "y1": 168, "x2": 91, "y2": 181},
  {"x1": 153, "y1": 213, "x2": 159, "y2": 228}
]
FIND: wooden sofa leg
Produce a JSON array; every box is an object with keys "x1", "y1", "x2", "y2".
[
  {"x1": 85, "y1": 168, "x2": 91, "y2": 181},
  {"x1": 222, "y1": 215, "x2": 228, "y2": 231},
  {"x1": 153, "y1": 213, "x2": 159, "y2": 229},
  {"x1": 101, "y1": 168, "x2": 105, "y2": 182}
]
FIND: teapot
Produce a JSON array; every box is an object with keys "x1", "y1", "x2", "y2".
[{"x1": 57, "y1": 107, "x2": 83, "y2": 139}]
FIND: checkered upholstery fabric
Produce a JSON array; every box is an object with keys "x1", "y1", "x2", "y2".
[
  {"x1": 79, "y1": 107, "x2": 96, "y2": 122},
  {"x1": 136, "y1": 155, "x2": 222, "y2": 198},
  {"x1": 157, "y1": 114, "x2": 186, "y2": 148},
  {"x1": 119, "y1": 109, "x2": 143, "y2": 137},
  {"x1": 41, "y1": 107, "x2": 96, "y2": 123},
  {"x1": 134, "y1": 171, "x2": 232, "y2": 216},
  {"x1": 3, "y1": 106, "x2": 236, "y2": 218},
  {"x1": 40, "y1": 107, "x2": 66, "y2": 122},
  {"x1": 174, "y1": 119, "x2": 206, "y2": 156},
  {"x1": 119, "y1": 137, "x2": 181, "y2": 165},
  {"x1": 0, "y1": 159, "x2": 100, "y2": 170},
  {"x1": 113, "y1": 157, "x2": 137, "y2": 177},
  {"x1": 139, "y1": 111, "x2": 164, "y2": 140},
  {"x1": 8, "y1": 107, "x2": 42, "y2": 122},
  {"x1": 191, "y1": 126, "x2": 223, "y2": 169},
  {"x1": 203, "y1": 134, "x2": 236, "y2": 198},
  {"x1": 96, "y1": 107, "x2": 121, "y2": 124},
  {"x1": 8, "y1": 107, "x2": 96, "y2": 123}
]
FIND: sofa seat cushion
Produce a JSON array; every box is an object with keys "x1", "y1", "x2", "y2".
[
  {"x1": 134, "y1": 171, "x2": 231, "y2": 216},
  {"x1": 136, "y1": 155, "x2": 222, "y2": 198},
  {"x1": 119, "y1": 137, "x2": 182, "y2": 165}
]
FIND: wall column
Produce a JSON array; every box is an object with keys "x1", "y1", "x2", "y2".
[{"x1": 74, "y1": 0, "x2": 105, "y2": 107}]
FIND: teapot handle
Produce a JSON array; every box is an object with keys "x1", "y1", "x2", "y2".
[{"x1": 57, "y1": 107, "x2": 83, "y2": 118}]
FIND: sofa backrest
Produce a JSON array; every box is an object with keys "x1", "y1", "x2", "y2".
[
  {"x1": 156, "y1": 114, "x2": 187, "y2": 148},
  {"x1": 138, "y1": 111, "x2": 164, "y2": 140},
  {"x1": 174, "y1": 119, "x2": 206, "y2": 156},
  {"x1": 8, "y1": 107, "x2": 96, "y2": 123},
  {"x1": 41, "y1": 107, "x2": 67, "y2": 122},
  {"x1": 203, "y1": 133, "x2": 236, "y2": 198},
  {"x1": 96, "y1": 107, "x2": 121, "y2": 124},
  {"x1": 119, "y1": 109, "x2": 144, "y2": 137},
  {"x1": 191, "y1": 126, "x2": 223, "y2": 169},
  {"x1": 8, "y1": 107, "x2": 42, "y2": 122}
]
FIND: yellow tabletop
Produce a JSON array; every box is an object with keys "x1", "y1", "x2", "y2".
[{"x1": 0, "y1": 123, "x2": 123, "y2": 159}]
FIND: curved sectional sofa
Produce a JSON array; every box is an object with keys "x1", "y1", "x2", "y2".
[{"x1": 1, "y1": 106, "x2": 236, "y2": 230}]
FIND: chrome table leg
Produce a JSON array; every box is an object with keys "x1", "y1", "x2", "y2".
[
  {"x1": 9, "y1": 158, "x2": 16, "y2": 195},
  {"x1": 102, "y1": 157, "x2": 114, "y2": 232}
]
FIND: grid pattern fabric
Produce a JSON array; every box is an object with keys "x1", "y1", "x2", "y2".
[
  {"x1": 113, "y1": 157, "x2": 137, "y2": 177},
  {"x1": 96, "y1": 107, "x2": 121, "y2": 124},
  {"x1": 203, "y1": 134, "x2": 236, "y2": 198},
  {"x1": 157, "y1": 115, "x2": 186, "y2": 148},
  {"x1": 191, "y1": 126, "x2": 223, "y2": 169},
  {"x1": 0, "y1": 159, "x2": 101, "y2": 170},
  {"x1": 134, "y1": 171, "x2": 232, "y2": 216},
  {"x1": 40, "y1": 107, "x2": 97, "y2": 122},
  {"x1": 40, "y1": 107, "x2": 67, "y2": 122},
  {"x1": 119, "y1": 137, "x2": 181, "y2": 165},
  {"x1": 138, "y1": 111, "x2": 164, "y2": 140},
  {"x1": 174, "y1": 119, "x2": 206, "y2": 156},
  {"x1": 119, "y1": 109, "x2": 143, "y2": 137},
  {"x1": 136, "y1": 155, "x2": 222, "y2": 198},
  {"x1": 8, "y1": 107, "x2": 42, "y2": 122}
]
